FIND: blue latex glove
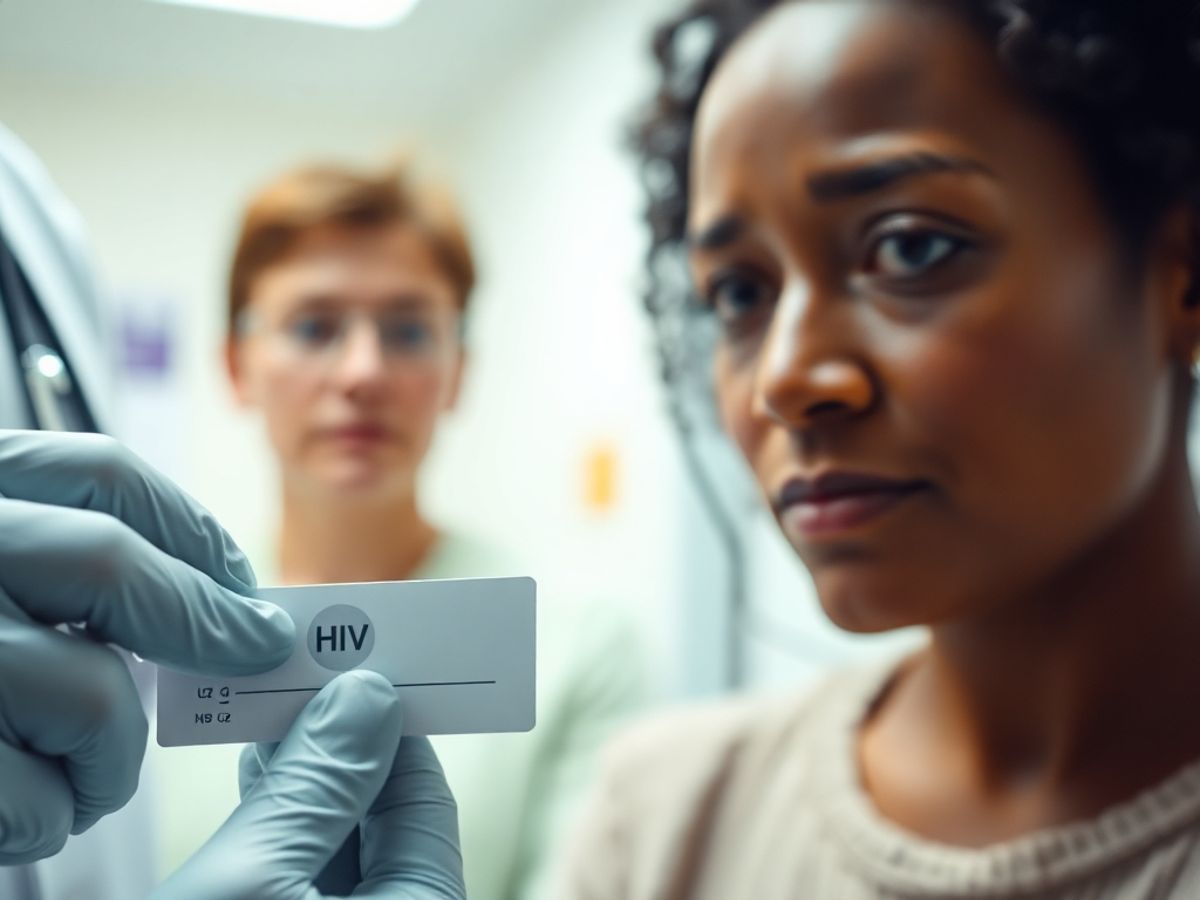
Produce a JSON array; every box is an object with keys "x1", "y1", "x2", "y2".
[
  {"x1": 0, "y1": 429, "x2": 295, "y2": 864},
  {"x1": 156, "y1": 670, "x2": 465, "y2": 900}
]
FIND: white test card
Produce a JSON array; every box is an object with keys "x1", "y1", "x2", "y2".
[{"x1": 156, "y1": 576, "x2": 536, "y2": 747}]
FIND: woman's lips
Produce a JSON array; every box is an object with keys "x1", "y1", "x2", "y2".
[
  {"x1": 775, "y1": 472, "x2": 929, "y2": 539},
  {"x1": 324, "y1": 423, "x2": 391, "y2": 445}
]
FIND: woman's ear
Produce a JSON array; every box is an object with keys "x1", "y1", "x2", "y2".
[{"x1": 224, "y1": 337, "x2": 256, "y2": 409}]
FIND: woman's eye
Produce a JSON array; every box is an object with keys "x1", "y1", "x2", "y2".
[
  {"x1": 704, "y1": 272, "x2": 772, "y2": 326},
  {"x1": 288, "y1": 314, "x2": 341, "y2": 347},
  {"x1": 868, "y1": 230, "x2": 963, "y2": 280},
  {"x1": 380, "y1": 319, "x2": 434, "y2": 352}
]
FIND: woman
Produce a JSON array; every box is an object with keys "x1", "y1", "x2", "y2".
[
  {"x1": 557, "y1": 1, "x2": 1200, "y2": 896},
  {"x1": 155, "y1": 162, "x2": 647, "y2": 900}
]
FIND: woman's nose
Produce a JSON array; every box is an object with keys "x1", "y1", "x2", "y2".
[
  {"x1": 330, "y1": 317, "x2": 388, "y2": 389},
  {"x1": 752, "y1": 289, "x2": 876, "y2": 429}
]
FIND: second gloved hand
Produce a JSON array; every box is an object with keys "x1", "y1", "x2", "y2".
[{"x1": 156, "y1": 670, "x2": 466, "y2": 900}]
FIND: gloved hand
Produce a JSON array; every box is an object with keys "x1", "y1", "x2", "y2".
[
  {"x1": 0, "y1": 429, "x2": 295, "y2": 865},
  {"x1": 156, "y1": 670, "x2": 465, "y2": 900}
]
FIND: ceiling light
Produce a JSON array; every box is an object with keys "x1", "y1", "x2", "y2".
[{"x1": 148, "y1": 0, "x2": 421, "y2": 29}]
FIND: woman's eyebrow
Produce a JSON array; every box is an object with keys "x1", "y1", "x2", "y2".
[
  {"x1": 807, "y1": 151, "x2": 995, "y2": 202},
  {"x1": 687, "y1": 214, "x2": 745, "y2": 252},
  {"x1": 687, "y1": 153, "x2": 993, "y2": 250},
  {"x1": 288, "y1": 292, "x2": 343, "y2": 311},
  {"x1": 378, "y1": 294, "x2": 435, "y2": 310}
]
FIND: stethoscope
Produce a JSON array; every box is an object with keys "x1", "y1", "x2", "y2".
[{"x1": 0, "y1": 212, "x2": 97, "y2": 433}]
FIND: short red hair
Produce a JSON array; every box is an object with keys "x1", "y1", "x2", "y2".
[{"x1": 228, "y1": 161, "x2": 475, "y2": 335}]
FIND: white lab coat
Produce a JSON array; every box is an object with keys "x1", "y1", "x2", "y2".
[{"x1": 0, "y1": 122, "x2": 159, "y2": 900}]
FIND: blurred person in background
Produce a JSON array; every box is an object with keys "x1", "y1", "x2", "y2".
[
  {"x1": 551, "y1": 0, "x2": 1200, "y2": 897},
  {"x1": 151, "y1": 160, "x2": 648, "y2": 900}
]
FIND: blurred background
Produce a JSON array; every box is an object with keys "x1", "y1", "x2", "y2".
[{"x1": 0, "y1": 0, "x2": 917, "y2": 702}]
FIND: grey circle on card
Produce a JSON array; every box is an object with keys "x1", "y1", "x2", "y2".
[{"x1": 307, "y1": 604, "x2": 376, "y2": 671}]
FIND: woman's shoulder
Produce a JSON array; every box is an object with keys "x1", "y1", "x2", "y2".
[
  {"x1": 595, "y1": 663, "x2": 885, "y2": 813},
  {"x1": 555, "y1": 666, "x2": 891, "y2": 898},
  {"x1": 601, "y1": 691, "x2": 798, "y2": 783}
]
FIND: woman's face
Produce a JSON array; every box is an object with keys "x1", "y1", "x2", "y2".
[
  {"x1": 228, "y1": 223, "x2": 463, "y2": 500},
  {"x1": 690, "y1": 0, "x2": 1194, "y2": 632}
]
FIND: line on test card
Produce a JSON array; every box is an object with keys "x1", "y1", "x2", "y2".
[{"x1": 235, "y1": 679, "x2": 498, "y2": 696}]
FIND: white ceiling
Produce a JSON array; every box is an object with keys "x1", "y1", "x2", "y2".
[{"x1": 0, "y1": 0, "x2": 599, "y2": 131}]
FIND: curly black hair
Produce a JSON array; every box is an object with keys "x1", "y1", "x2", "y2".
[{"x1": 632, "y1": 0, "x2": 1200, "y2": 404}]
